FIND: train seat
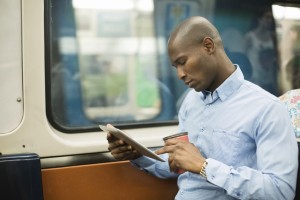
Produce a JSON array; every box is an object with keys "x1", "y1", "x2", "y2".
[
  {"x1": 295, "y1": 143, "x2": 300, "y2": 199},
  {"x1": 0, "y1": 153, "x2": 44, "y2": 200}
]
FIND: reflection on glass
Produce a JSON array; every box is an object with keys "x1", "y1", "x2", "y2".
[
  {"x1": 74, "y1": 0, "x2": 160, "y2": 122},
  {"x1": 272, "y1": 4, "x2": 300, "y2": 92},
  {"x1": 243, "y1": 8, "x2": 279, "y2": 95}
]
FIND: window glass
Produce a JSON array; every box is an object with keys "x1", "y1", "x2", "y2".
[
  {"x1": 0, "y1": 0, "x2": 23, "y2": 133},
  {"x1": 74, "y1": 0, "x2": 161, "y2": 122},
  {"x1": 272, "y1": 4, "x2": 300, "y2": 92},
  {"x1": 48, "y1": 0, "x2": 291, "y2": 131}
]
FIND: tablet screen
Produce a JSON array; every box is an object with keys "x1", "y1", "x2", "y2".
[{"x1": 100, "y1": 124, "x2": 165, "y2": 162}]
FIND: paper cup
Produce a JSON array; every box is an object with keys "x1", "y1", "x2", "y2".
[
  {"x1": 163, "y1": 132, "x2": 189, "y2": 174},
  {"x1": 163, "y1": 132, "x2": 188, "y2": 142}
]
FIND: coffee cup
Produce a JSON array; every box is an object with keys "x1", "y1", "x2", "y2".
[
  {"x1": 163, "y1": 132, "x2": 189, "y2": 174},
  {"x1": 163, "y1": 132, "x2": 188, "y2": 142}
]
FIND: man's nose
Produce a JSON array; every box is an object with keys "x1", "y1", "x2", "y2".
[{"x1": 177, "y1": 66, "x2": 186, "y2": 80}]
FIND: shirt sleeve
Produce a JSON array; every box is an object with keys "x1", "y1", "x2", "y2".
[
  {"x1": 130, "y1": 153, "x2": 178, "y2": 179},
  {"x1": 205, "y1": 103, "x2": 298, "y2": 200}
]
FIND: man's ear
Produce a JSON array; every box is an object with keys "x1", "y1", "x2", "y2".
[{"x1": 203, "y1": 37, "x2": 215, "y2": 54}]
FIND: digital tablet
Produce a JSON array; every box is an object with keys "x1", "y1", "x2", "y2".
[{"x1": 99, "y1": 124, "x2": 165, "y2": 162}]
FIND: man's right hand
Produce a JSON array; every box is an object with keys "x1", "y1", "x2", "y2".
[{"x1": 107, "y1": 132, "x2": 142, "y2": 160}]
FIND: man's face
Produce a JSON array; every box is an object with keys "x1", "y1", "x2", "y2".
[
  {"x1": 168, "y1": 39, "x2": 218, "y2": 92},
  {"x1": 260, "y1": 11, "x2": 273, "y2": 31}
]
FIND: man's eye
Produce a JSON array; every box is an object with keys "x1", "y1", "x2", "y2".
[{"x1": 179, "y1": 61, "x2": 185, "y2": 65}]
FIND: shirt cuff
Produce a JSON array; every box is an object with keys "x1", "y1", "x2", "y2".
[
  {"x1": 205, "y1": 158, "x2": 231, "y2": 188},
  {"x1": 130, "y1": 156, "x2": 156, "y2": 169}
]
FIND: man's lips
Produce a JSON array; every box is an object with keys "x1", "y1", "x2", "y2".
[{"x1": 185, "y1": 81, "x2": 193, "y2": 87}]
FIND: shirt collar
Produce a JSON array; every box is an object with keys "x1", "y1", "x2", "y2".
[{"x1": 201, "y1": 65, "x2": 244, "y2": 104}]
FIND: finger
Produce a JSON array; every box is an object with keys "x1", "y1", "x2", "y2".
[
  {"x1": 164, "y1": 138, "x2": 186, "y2": 146},
  {"x1": 122, "y1": 151, "x2": 139, "y2": 160},
  {"x1": 112, "y1": 149, "x2": 135, "y2": 160},
  {"x1": 168, "y1": 152, "x2": 184, "y2": 173},
  {"x1": 168, "y1": 155, "x2": 179, "y2": 173},
  {"x1": 155, "y1": 145, "x2": 175, "y2": 155},
  {"x1": 108, "y1": 140, "x2": 126, "y2": 152},
  {"x1": 110, "y1": 143, "x2": 133, "y2": 154},
  {"x1": 107, "y1": 132, "x2": 119, "y2": 143},
  {"x1": 155, "y1": 147, "x2": 167, "y2": 155}
]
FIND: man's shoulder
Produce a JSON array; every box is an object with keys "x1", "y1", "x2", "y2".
[{"x1": 242, "y1": 81, "x2": 280, "y2": 103}]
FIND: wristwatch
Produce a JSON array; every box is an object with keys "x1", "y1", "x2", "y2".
[{"x1": 200, "y1": 160, "x2": 208, "y2": 178}]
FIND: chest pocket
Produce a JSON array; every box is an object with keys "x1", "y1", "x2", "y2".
[{"x1": 196, "y1": 128, "x2": 240, "y2": 166}]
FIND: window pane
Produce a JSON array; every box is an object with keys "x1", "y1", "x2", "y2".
[
  {"x1": 75, "y1": 6, "x2": 161, "y2": 122},
  {"x1": 273, "y1": 4, "x2": 300, "y2": 92},
  {"x1": 48, "y1": 0, "x2": 287, "y2": 130}
]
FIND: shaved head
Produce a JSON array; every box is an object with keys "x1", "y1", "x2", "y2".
[
  {"x1": 168, "y1": 16, "x2": 223, "y2": 50},
  {"x1": 167, "y1": 16, "x2": 235, "y2": 92}
]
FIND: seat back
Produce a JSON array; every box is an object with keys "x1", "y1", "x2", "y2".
[
  {"x1": 295, "y1": 143, "x2": 300, "y2": 200},
  {"x1": 0, "y1": 153, "x2": 44, "y2": 200}
]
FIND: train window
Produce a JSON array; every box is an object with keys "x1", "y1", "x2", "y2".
[
  {"x1": 74, "y1": 0, "x2": 161, "y2": 123},
  {"x1": 47, "y1": 0, "x2": 195, "y2": 131},
  {"x1": 46, "y1": 0, "x2": 290, "y2": 131},
  {"x1": 0, "y1": 0, "x2": 23, "y2": 133},
  {"x1": 272, "y1": 4, "x2": 300, "y2": 92}
]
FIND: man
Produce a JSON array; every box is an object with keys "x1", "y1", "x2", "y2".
[{"x1": 107, "y1": 16, "x2": 298, "y2": 199}]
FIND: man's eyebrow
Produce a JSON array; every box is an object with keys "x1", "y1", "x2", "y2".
[
  {"x1": 171, "y1": 58, "x2": 180, "y2": 68},
  {"x1": 173, "y1": 56, "x2": 184, "y2": 66}
]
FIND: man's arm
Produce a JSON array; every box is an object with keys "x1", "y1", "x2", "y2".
[
  {"x1": 107, "y1": 131, "x2": 177, "y2": 179},
  {"x1": 205, "y1": 104, "x2": 298, "y2": 199}
]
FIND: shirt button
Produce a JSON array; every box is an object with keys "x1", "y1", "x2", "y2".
[{"x1": 236, "y1": 192, "x2": 240, "y2": 197}]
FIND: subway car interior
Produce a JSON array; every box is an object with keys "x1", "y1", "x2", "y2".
[{"x1": 0, "y1": 0, "x2": 300, "y2": 199}]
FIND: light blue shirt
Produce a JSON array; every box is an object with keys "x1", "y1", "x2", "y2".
[{"x1": 131, "y1": 66, "x2": 298, "y2": 200}]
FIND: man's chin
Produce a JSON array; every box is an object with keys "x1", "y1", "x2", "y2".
[{"x1": 193, "y1": 87, "x2": 201, "y2": 92}]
